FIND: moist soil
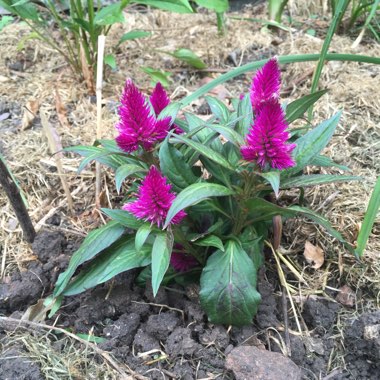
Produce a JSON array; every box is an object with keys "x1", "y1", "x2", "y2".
[{"x1": 1, "y1": 230, "x2": 379, "y2": 379}]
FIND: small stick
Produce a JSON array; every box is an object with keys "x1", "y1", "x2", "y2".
[
  {"x1": 40, "y1": 111, "x2": 74, "y2": 214},
  {"x1": 0, "y1": 156, "x2": 36, "y2": 243},
  {"x1": 282, "y1": 288, "x2": 291, "y2": 356},
  {"x1": 95, "y1": 35, "x2": 106, "y2": 209}
]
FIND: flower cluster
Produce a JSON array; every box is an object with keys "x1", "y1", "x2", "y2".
[
  {"x1": 123, "y1": 166, "x2": 186, "y2": 228},
  {"x1": 241, "y1": 58, "x2": 296, "y2": 170},
  {"x1": 115, "y1": 80, "x2": 173, "y2": 153}
]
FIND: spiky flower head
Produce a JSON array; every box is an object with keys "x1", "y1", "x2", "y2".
[
  {"x1": 150, "y1": 82, "x2": 182, "y2": 134},
  {"x1": 240, "y1": 101, "x2": 296, "y2": 170},
  {"x1": 250, "y1": 58, "x2": 281, "y2": 113},
  {"x1": 123, "y1": 166, "x2": 186, "y2": 227},
  {"x1": 170, "y1": 244, "x2": 198, "y2": 272},
  {"x1": 115, "y1": 80, "x2": 170, "y2": 153}
]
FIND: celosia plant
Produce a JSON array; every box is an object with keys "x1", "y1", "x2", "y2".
[{"x1": 52, "y1": 59, "x2": 359, "y2": 325}]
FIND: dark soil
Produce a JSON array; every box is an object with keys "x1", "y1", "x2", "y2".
[{"x1": 1, "y1": 230, "x2": 379, "y2": 379}]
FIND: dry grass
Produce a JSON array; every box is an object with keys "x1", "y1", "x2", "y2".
[{"x1": 0, "y1": 4, "x2": 379, "y2": 377}]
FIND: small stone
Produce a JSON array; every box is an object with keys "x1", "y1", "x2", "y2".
[
  {"x1": 226, "y1": 346, "x2": 301, "y2": 380},
  {"x1": 103, "y1": 313, "x2": 140, "y2": 346}
]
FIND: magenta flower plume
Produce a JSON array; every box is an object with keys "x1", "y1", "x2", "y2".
[
  {"x1": 116, "y1": 80, "x2": 157, "y2": 152},
  {"x1": 240, "y1": 101, "x2": 296, "y2": 170},
  {"x1": 150, "y1": 82, "x2": 183, "y2": 134},
  {"x1": 250, "y1": 58, "x2": 281, "y2": 112},
  {"x1": 150, "y1": 82, "x2": 170, "y2": 116},
  {"x1": 123, "y1": 166, "x2": 186, "y2": 227},
  {"x1": 170, "y1": 244, "x2": 198, "y2": 272}
]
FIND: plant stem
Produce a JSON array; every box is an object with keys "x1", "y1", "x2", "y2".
[{"x1": 0, "y1": 158, "x2": 35, "y2": 243}]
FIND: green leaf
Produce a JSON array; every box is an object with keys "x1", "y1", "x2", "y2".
[
  {"x1": 54, "y1": 221, "x2": 125, "y2": 297},
  {"x1": 0, "y1": 15, "x2": 13, "y2": 32},
  {"x1": 132, "y1": 0, "x2": 194, "y2": 13},
  {"x1": 76, "y1": 333, "x2": 106, "y2": 344},
  {"x1": 285, "y1": 89, "x2": 328, "y2": 123},
  {"x1": 151, "y1": 232, "x2": 173, "y2": 296},
  {"x1": 104, "y1": 54, "x2": 117, "y2": 69},
  {"x1": 280, "y1": 174, "x2": 361, "y2": 189},
  {"x1": 180, "y1": 54, "x2": 380, "y2": 107},
  {"x1": 101, "y1": 208, "x2": 144, "y2": 230},
  {"x1": 94, "y1": 3, "x2": 125, "y2": 25},
  {"x1": 115, "y1": 164, "x2": 147, "y2": 193},
  {"x1": 194, "y1": 0, "x2": 228, "y2": 12},
  {"x1": 310, "y1": 155, "x2": 350, "y2": 171},
  {"x1": 159, "y1": 137, "x2": 198, "y2": 191},
  {"x1": 200, "y1": 240, "x2": 261, "y2": 326},
  {"x1": 205, "y1": 96, "x2": 229, "y2": 123},
  {"x1": 64, "y1": 145, "x2": 129, "y2": 171},
  {"x1": 207, "y1": 124, "x2": 245, "y2": 147},
  {"x1": 260, "y1": 171, "x2": 280, "y2": 198},
  {"x1": 119, "y1": 30, "x2": 151, "y2": 44},
  {"x1": 165, "y1": 183, "x2": 234, "y2": 228},
  {"x1": 172, "y1": 134, "x2": 235, "y2": 171},
  {"x1": 169, "y1": 48, "x2": 207, "y2": 69},
  {"x1": 135, "y1": 223, "x2": 152, "y2": 251},
  {"x1": 0, "y1": 0, "x2": 39, "y2": 21},
  {"x1": 355, "y1": 176, "x2": 380, "y2": 257},
  {"x1": 236, "y1": 93, "x2": 252, "y2": 136},
  {"x1": 63, "y1": 237, "x2": 151, "y2": 296},
  {"x1": 284, "y1": 112, "x2": 341, "y2": 176},
  {"x1": 194, "y1": 235, "x2": 224, "y2": 251},
  {"x1": 141, "y1": 66, "x2": 171, "y2": 87}
]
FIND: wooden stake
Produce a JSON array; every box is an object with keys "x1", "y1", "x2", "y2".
[
  {"x1": 95, "y1": 35, "x2": 106, "y2": 208},
  {"x1": 0, "y1": 157, "x2": 36, "y2": 243}
]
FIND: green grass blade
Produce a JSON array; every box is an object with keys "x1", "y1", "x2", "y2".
[
  {"x1": 308, "y1": 0, "x2": 350, "y2": 120},
  {"x1": 355, "y1": 177, "x2": 380, "y2": 257},
  {"x1": 180, "y1": 53, "x2": 380, "y2": 106}
]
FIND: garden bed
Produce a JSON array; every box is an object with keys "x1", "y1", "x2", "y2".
[{"x1": 0, "y1": 3, "x2": 379, "y2": 379}]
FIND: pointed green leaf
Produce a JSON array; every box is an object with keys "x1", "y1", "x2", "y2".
[
  {"x1": 194, "y1": 0, "x2": 229, "y2": 12},
  {"x1": 54, "y1": 221, "x2": 125, "y2": 297},
  {"x1": 159, "y1": 137, "x2": 198, "y2": 191},
  {"x1": 285, "y1": 89, "x2": 328, "y2": 123},
  {"x1": 132, "y1": 0, "x2": 194, "y2": 13},
  {"x1": 135, "y1": 223, "x2": 152, "y2": 251},
  {"x1": 260, "y1": 171, "x2": 280, "y2": 198},
  {"x1": 355, "y1": 176, "x2": 380, "y2": 257},
  {"x1": 151, "y1": 232, "x2": 173, "y2": 296},
  {"x1": 170, "y1": 48, "x2": 206, "y2": 69},
  {"x1": 194, "y1": 235, "x2": 224, "y2": 251},
  {"x1": 101, "y1": 208, "x2": 144, "y2": 230},
  {"x1": 94, "y1": 3, "x2": 125, "y2": 25},
  {"x1": 236, "y1": 94, "x2": 252, "y2": 137},
  {"x1": 157, "y1": 102, "x2": 181, "y2": 122},
  {"x1": 119, "y1": 30, "x2": 151, "y2": 44},
  {"x1": 310, "y1": 155, "x2": 350, "y2": 171},
  {"x1": 104, "y1": 54, "x2": 117, "y2": 69},
  {"x1": 207, "y1": 124, "x2": 245, "y2": 146},
  {"x1": 200, "y1": 240, "x2": 261, "y2": 326},
  {"x1": 284, "y1": 112, "x2": 341, "y2": 176},
  {"x1": 205, "y1": 96, "x2": 229, "y2": 123},
  {"x1": 115, "y1": 164, "x2": 147, "y2": 193},
  {"x1": 172, "y1": 134, "x2": 235, "y2": 171},
  {"x1": 280, "y1": 174, "x2": 361, "y2": 189},
  {"x1": 165, "y1": 183, "x2": 234, "y2": 228},
  {"x1": 63, "y1": 237, "x2": 151, "y2": 296}
]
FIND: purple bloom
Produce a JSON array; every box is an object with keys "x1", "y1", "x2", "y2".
[
  {"x1": 150, "y1": 82, "x2": 183, "y2": 134},
  {"x1": 170, "y1": 244, "x2": 198, "y2": 272},
  {"x1": 250, "y1": 58, "x2": 281, "y2": 113},
  {"x1": 240, "y1": 101, "x2": 296, "y2": 170},
  {"x1": 123, "y1": 166, "x2": 186, "y2": 227},
  {"x1": 115, "y1": 80, "x2": 170, "y2": 153}
]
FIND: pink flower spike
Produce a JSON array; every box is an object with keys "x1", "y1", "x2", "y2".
[
  {"x1": 170, "y1": 248, "x2": 198, "y2": 272},
  {"x1": 250, "y1": 58, "x2": 281, "y2": 112},
  {"x1": 150, "y1": 82, "x2": 170, "y2": 116},
  {"x1": 116, "y1": 80, "x2": 157, "y2": 153},
  {"x1": 123, "y1": 166, "x2": 186, "y2": 228},
  {"x1": 240, "y1": 101, "x2": 296, "y2": 170}
]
